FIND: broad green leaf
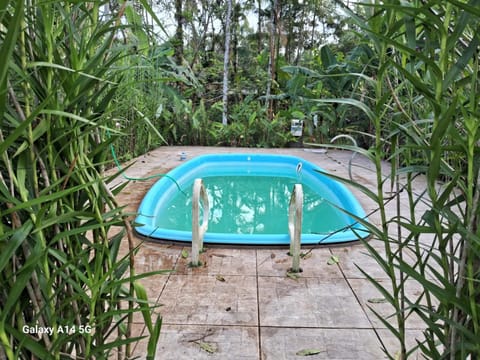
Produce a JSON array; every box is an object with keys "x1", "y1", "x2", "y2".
[
  {"x1": 0, "y1": 0, "x2": 23, "y2": 120},
  {"x1": 134, "y1": 281, "x2": 153, "y2": 332},
  {"x1": 320, "y1": 44, "x2": 337, "y2": 67},
  {"x1": 147, "y1": 315, "x2": 162, "y2": 359},
  {"x1": 443, "y1": 36, "x2": 479, "y2": 91},
  {"x1": 27, "y1": 61, "x2": 116, "y2": 84},
  {"x1": 0, "y1": 245, "x2": 41, "y2": 321},
  {"x1": 4, "y1": 323, "x2": 50, "y2": 359},
  {"x1": 312, "y1": 98, "x2": 376, "y2": 122},
  {"x1": 0, "y1": 220, "x2": 33, "y2": 274},
  {"x1": 133, "y1": 108, "x2": 168, "y2": 145}
]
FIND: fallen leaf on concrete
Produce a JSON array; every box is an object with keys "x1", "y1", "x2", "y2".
[
  {"x1": 216, "y1": 275, "x2": 226, "y2": 282},
  {"x1": 300, "y1": 252, "x2": 313, "y2": 260},
  {"x1": 181, "y1": 249, "x2": 188, "y2": 259},
  {"x1": 196, "y1": 341, "x2": 217, "y2": 354},
  {"x1": 296, "y1": 348, "x2": 325, "y2": 356},
  {"x1": 367, "y1": 297, "x2": 387, "y2": 304},
  {"x1": 327, "y1": 255, "x2": 339, "y2": 265},
  {"x1": 286, "y1": 271, "x2": 300, "y2": 280}
]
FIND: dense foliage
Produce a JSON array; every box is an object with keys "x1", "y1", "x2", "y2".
[
  {"x1": 326, "y1": 1, "x2": 480, "y2": 358},
  {"x1": 1, "y1": 0, "x2": 479, "y2": 358},
  {"x1": 109, "y1": 0, "x2": 360, "y2": 158},
  {"x1": 0, "y1": 1, "x2": 162, "y2": 358}
]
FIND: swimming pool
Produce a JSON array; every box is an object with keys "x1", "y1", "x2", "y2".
[{"x1": 135, "y1": 154, "x2": 369, "y2": 245}]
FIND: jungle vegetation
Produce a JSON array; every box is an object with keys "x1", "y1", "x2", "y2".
[{"x1": 1, "y1": 0, "x2": 479, "y2": 359}]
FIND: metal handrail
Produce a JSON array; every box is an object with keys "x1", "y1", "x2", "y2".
[
  {"x1": 288, "y1": 184, "x2": 303, "y2": 273},
  {"x1": 191, "y1": 178, "x2": 209, "y2": 266}
]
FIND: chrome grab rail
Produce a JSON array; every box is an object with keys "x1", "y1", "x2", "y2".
[
  {"x1": 191, "y1": 178, "x2": 209, "y2": 266},
  {"x1": 288, "y1": 184, "x2": 303, "y2": 273}
]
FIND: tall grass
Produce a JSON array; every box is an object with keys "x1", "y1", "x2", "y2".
[
  {"x1": 328, "y1": 0, "x2": 480, "y2": 358},
  {"x1": 1, "y1": 1, "x2": 163, "y2": 358}
]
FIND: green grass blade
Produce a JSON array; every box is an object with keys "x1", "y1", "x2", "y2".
[
  {"x1": 0, "y1": 0, "x2": 23, "y2": 118},
  {"x1": 4, "y1": 324, "x2": 50, "y2": 359},
  {"x1": 133, "y1": 281, "x2": 154, "y2": 332},
  {"x1": 0, "y1": 220, "x2": 33, "y2": 274},
  {"x1": 147, "y1": 315, "x2": 162, "y2": 360}
]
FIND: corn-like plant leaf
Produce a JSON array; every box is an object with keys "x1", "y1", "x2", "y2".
[
  {"x1": 133, "y1": 108, "x2": 168, "y2": 145},
  {"x1": 448, "y1": 0, "x2": 480, "y2": 16},
  {"x1": 0, "y1": 245, "x2": 41, "y2": 321},
  {"x1": 4, "y1": 324, "x2": 50, "y2": 359},
  {"x1": 93, "y1": 335, "x2": 147, "y2": 354},
  {"x1": 443, "y1": 36, "x2": 479, "y2": 91},
  {"x1": 0, "y1": 0, "x2": 23, "y2": 119},
  {"x1": 0, "y1": 220, "x2": 33, "y2": 274},
  {"x1": 27, "y1": 61, "x2": 116, "y2": 84},
  {"x1": 316, "y1": 169, "x2": 380, "y2": 204},
  {"x1": 134, "y1": 281, "x2": 154, "y2": 333},
  {"x1": 312, "y1": 98, "x2": 376, "y2": 122},
  {"x1": 147, "y1": 315, "x2": 163, "y2": 360}
]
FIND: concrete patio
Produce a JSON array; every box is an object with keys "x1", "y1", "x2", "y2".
[{"x1": 111, "y1": 146, "x2": 426, "y2": 359}]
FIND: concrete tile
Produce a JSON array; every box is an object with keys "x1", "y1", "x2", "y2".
[
  {"x1": 348, "y1": 278, "x2": 433, "y2": 329},
  {"x1": 158, "y1": 275, "x2": 258, "y2": 326},
  {"x1": 256, "y1": 248, "x2": 344, "y2": 278},
  {"x1": 133, "y1": 243, "x2": 181, "y2": 273},
  {"x1": 175, "y1": 248, "x2": 257, "y2": 276},
  {"x1": 260, "y1": 327, "x2": 386, "y2": 360},
  {"x1": 150, "y1": 325, "x2": 259, "y2": 360},
  {"x1": 258, "y1": 276, "x2": 370, "y2": 328}
]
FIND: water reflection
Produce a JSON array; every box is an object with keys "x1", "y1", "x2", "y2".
[
  {"x1": 205, "y1": 177, "x2": 291, "y2": 234},
  {"x1": 158, "y1": 176, "x2": 346, "y2": 235}
]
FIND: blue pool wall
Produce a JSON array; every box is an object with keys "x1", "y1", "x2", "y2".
[{"x1": 135, "y1": 153, "x2": 370, "y2": 245}]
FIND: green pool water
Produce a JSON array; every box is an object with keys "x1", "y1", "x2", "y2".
[{"x1": 155, "y1": 175, "x2": 348, "y2": 236}]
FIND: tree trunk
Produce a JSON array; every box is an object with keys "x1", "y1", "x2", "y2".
[
  {"x1": 265, "y1": 0, "x2": 280, "y2": 120},
  {"x1": 222, "y1": 0, "x2": 233, "y2": 126},
  {"x1": 257, "y1": 0, "x2": 262, "y2": 52},
  {"x1": 174, "y1": 0, "x2": 184, "y2": 65}
]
